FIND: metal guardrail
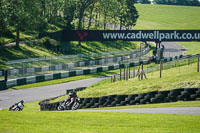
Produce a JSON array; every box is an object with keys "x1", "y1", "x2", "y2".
[{"x1": 5, "y1": 44, "x2": 151, "y2": 79}]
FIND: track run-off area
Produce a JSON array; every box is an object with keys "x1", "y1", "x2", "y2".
[{"x1": 0, "y1": 42, "x2": 199, "y2": 115}]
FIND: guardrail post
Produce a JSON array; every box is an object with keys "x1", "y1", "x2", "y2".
[{"x1": 5, "y1": 69, "x2": 8, "y2": 81}]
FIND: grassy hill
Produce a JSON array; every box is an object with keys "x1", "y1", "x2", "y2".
[
  {"x1": 1, "y1": 4, "x2": 200, "y2": 133},
  {"x1": 135, "y1": 4, "x2": 200, "y2": 29},
  {"x1": 1, "y1": 4, "x2": 200, "y2": 65}
]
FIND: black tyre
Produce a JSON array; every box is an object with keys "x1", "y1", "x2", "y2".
[
  {"x1": 184, "y1": 88, "x2": 198, "y2": 94},
  {"x1": 125, "y1": 94, "x2": 138, "y2": 101},
  {"x1": 144, "y1": 95, "x2": 154, "y2": 100},
  {"x1": 140, "y1": 99, "x2": 148, "y2": 104},
  {"x1": 155, "y1": 94, "x2": 165, "y2": 99},
  {"x1": 169, "y1": 88, "x2": 184, "y2": 95},
  {"x1": 72, "y1": 102, "x2": 79, "y2": 110},
  {"x1": 116, "y1": 95, "x2": 127, "y2": 101},
  {"x1": 58, "y1": 105, "x2": 64, "y2": 111},
  {"x1": 129, "y1": 100, "x2": 137, "y2": 105},
  {"x1": 158, "y1": 91, "x2": 170, "y2": 96},
  {"x1": 146, "y1": 91, "x2": 158, "y2": 96}
]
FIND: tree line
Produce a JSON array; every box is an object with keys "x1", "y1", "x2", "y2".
[
  {"x1": 0, "y1": 0, "x2": 139, "y2": 47},
  {"x1": 154, "y1": 0, "x2": 200, "y2": 6},
  {"x1": 137, "y1": 0, "x2": 200, "y2": 6}
]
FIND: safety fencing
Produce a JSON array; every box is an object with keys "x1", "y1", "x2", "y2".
[
  {"x1": 110, "y1": 54, "x2": 200, "y2": 82},
  {"x1": 5, "y1": 44, "x2": 150, "y2": 80},
  {"x1": 39, "y1": 88, "x2": 200, "y2": 111},
  {"x1": 1, "y1": 53, "x2": 199, "y2": 90},
  {"x1": 4, "y1": 58, "x2": 151, "y2": 89}
]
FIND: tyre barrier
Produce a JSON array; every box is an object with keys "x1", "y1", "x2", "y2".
[
  {"x1": 39, "y1": 88, "x2": 200, "y2": 111},
  {"x1": 66, "y1": 87, "x2": 86, "y2": 94}
]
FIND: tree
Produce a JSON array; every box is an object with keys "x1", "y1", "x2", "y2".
[
  {"x1": 8, "y1": 0, "x2": 41, "y2": 47},
  {"x1": 153, "y1": 0, "x2": 200, "y2": 6},
  {"x1": 117, "y1": 0, "x2": 139, "y2": 30},
  {"x1": 77, "y1": 0, "x2": 97, "y2": 30},
  {"x1": 98, "y1": 0, "x2": 120, "y2": 30},
  {"x1": 63, "y1": 0, "x2": 77, "y2": 30},
  {"x1": 0, "y1": 0, "x2": 9, "y2": 36},
  {"x1": 136, "y1": 0, "x2": 151, "y2": 4},
  {"x1": 125, "y1": 0, "x2": 139, "y2": 28}
]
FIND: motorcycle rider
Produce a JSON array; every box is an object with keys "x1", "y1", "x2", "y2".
[
  {"x1": 9, "y1": 100, "x2": 24, "y2": 111},
  {"x1": 65, "y1": 90, "x2": 78, "y2": 107},
  {"x1": 17, "y1": 100, "x2": 24, "y2": 110}
]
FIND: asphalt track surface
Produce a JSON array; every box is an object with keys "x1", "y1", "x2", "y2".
[
  {"x1": 74, "y1": 107, "x2": 200, "y2": 115},
  {"x1": 0, "y1": 76, "x2": 107, "y2": 110}
]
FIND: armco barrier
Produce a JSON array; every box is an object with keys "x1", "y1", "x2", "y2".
[
  {"x1": 39, "y1": 88, "x2": 200, "y2": 111},
  {"x1": 4, "y1": 53, "x2": 199, "y2": 89},
  {"x1": 5, "y1": 59, "x2": 150, "y2": 88},
  {"x1": 0, "y1": 81, "x2": 7, "y2": 90},
  {"x1": 7, "y1": 45, "x2": 151, "y2": 78}
]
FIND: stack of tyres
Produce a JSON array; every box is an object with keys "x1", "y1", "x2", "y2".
[
  {"x1": 151, "y1": 91, "x2": 170, "y2": 103},
  {"x1": 191, "y1": 88, "x2": 200, "y2": 100},
  {"x1": 168, "y1": 88, "x2": 184, "y2": 102},
  {"x1": 79, "y1": 98, "x2": 91, "y2": 109},
  {"x1": 85, "y1": 98, "x2": 93, "y2": 108},
  {"x1": 91, "y1": 98, "x2": 100, "y2": 108},
  {"x1": 88, "y1": 98, "x2": 99, "y2": 108},
  {"x1": 116, "y1": 95, "x2": 128, "y2": 106},
  {"x1": 142, "y1": 91, "x2": 158, "y2": 104},
  {"x1": 99, "y1": 96, "x2": 107, "y2": 107},
  {"x1": 106, "y1": 95, "x2": 117, "y2": 107},
  {"x1": 110, "y1": 95, "x2": 125, "y2": 107},
  {"x1": 178, "y1": 88, "x2": 198, "y2": 101},
  {"x1": 134, "y1": 93, "x2": 146, "y2": 104},
  {"x1": 125, "y1": 94, "x2": 138, "y2": 105}
]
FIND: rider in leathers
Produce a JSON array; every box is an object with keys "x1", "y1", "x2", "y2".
[{"x1": 65, "y1": 90, "x2": 79, "y2": 108}]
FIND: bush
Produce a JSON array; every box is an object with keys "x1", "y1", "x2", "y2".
[{"x1": 40, "y1": 37, "x2": 59, "y2": 49}]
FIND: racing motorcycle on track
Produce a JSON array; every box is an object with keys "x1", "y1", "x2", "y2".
[
  {"x1": 58, "y1": 90, "x2": 79, "y2": 111},
  {"x1": 9, "y1": 100, "x2": 24, "y2": 111}
]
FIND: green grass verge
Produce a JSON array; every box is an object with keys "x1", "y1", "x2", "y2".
[
  {"x1": 0, "y1": 100, "x2": 200, "y2": 133},
  {"x1": 0, "y1": 111, "x2": 200, "y2": 133},
  {"x1": 76, "y1": 62, "x2": 200, "y2": 98},
  {"x1": 84, "y1": 101, "x2": 200, "y2": 110},
  {"x1": 179, "y1": 42, "x2": 200, "y2": 55}
]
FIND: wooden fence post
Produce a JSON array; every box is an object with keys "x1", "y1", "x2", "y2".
[
  {"x1": 160, "y1": 61, "x2": 162, "y2": 78},
  {"x1": 120, "y1": 67, "x2": 121, "y2": 80},
  {"x1": 124, "y1": 67, "x2": 126, "y2": 80},
  {"x1": 198, "y1": 55, "x2": 199, "y2": 72}
]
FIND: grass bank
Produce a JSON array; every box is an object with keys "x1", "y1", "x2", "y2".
[
  {"x1": 135, "y1": 4, "x2": 200, "y2": 29},
  {"x1": 0, "y1": 100, "x2": 200, "y2": 133},
  {"x1": 76, "y1": 62, "x2": 200, "y2": 98},
  {"x1": 0, "y1": 112, "x2": 200, "y2": 133}
]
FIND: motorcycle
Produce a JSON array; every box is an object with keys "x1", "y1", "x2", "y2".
[
  {"x1": 9, "y1": 100, "x2": 24, "y2": 111},
  {"x1": 58, "y1": 97, "x2": 79, "y2": 111}
]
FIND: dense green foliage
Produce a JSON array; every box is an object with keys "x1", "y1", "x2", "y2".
[
  {"x1": 136, "y1": 0, "x2": 151, "y2": 4},
  {"x1": 0, "y1": 0, "x2": 139, "y2": 47}
]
